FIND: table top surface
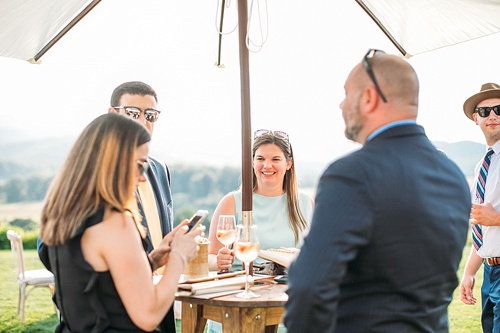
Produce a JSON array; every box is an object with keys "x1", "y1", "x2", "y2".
[{"x1": 176, "y1": 282, "x2": 288, "y2": 308}]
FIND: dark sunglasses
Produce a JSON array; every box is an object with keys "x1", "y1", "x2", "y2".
[
  {"x1": 136, "y1": 160, "x2": 149, "y2": 175},
  {"x1": 474, "y1": 104, "x2": 500, "y2": 118},
  {"x1": 113, "y1": 106, "x2": 161, "y2": 123},
  {"x1": 362, "y1": 49, "x2": 387, "y2": 103},
  {"x1": 254, "y1": 129, "x2": 289, "y2": 141}
]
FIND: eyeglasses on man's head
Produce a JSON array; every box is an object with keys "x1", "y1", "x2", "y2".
[
  {"x1": 254, "y1": 129, "x2": 289, "y2": 141},
  {"x1": 362, "y1": 49, "x2": 387, "y2": 103},
  {"x1": 475, "y1": 104, "x2": 500, "y2": 118},
  {"x1": 136, "y1": 160, "x2": 149, "y2": 175},
  {"x1": 113, "y1": 106, "x2": 161, "y2": 123}
]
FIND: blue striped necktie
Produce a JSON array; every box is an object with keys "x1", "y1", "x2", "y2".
[{"x1": 472, "y1": 148, "x2": 494, "y2": 250}]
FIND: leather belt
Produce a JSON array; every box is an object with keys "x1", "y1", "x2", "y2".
[{"x1": 486, "y1": 257, "x2": 500, "y2": 266}]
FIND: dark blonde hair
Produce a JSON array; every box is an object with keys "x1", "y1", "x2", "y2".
[
  {"x1": 41, "y1": 113, "x2": 151, "y2": 246},
  {"x1": 252, "y1": 134, "x2": 307, "y2": 244}
]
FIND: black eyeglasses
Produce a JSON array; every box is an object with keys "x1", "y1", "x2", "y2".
[
  {"x1": 254, "y1": 129, "x2": 289, "y2": 141},
  {"x1": 362, "y1": 49, "x2": 387, "y2": 103},
  {"x1": 136, "y1": 160, "x2": 149, "y2": 175},
  {"x1": 475, "y1": 104, "x2": 500, "y2": 118},
  {"x1": 113, "y1": 106, "x2": 161, "y2": 123}
]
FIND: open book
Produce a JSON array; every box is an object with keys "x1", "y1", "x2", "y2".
[{"x1": 258, "y1": 247, "x2": 300, "y2": 268}]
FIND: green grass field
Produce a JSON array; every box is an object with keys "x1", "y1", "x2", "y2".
[{"x1": 0, "y1": 248, "x2": 482, "y2": 332}]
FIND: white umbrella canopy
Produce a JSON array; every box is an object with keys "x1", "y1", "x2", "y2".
[
  {"x1": 0, "y1": 0, "x2": 99, "y2": 62},
  {"x1": 2, "y1": 0, "x2": 500, "y2": 62},
  {"x1": 356, "y1": 0, "x2": 500, "y2": 57}
]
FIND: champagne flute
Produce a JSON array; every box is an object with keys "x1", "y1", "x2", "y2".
[
  {"x1": 216, "y1": 215, "x2": 237, "y2": 273},
  {"x1": 234, "y1": 224, "x2": 260, "y2": 299}
]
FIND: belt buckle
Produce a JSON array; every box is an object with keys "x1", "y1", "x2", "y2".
[{"x1": 487, "y1": 257, "x2": 500, "y2": 266}]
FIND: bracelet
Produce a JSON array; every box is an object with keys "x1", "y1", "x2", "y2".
[{"x1": 170, "y1": 249, "x2": 187, "y2": 269}]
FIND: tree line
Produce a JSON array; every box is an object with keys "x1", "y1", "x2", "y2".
[
  {"x1": 0, "y1": 164, "x2": 245, "y2": 227},
  {"x1": 0, "y1": 164, "x2": 243, "y2": 206}
]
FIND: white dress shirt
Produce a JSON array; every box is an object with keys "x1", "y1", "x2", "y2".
[{"x1": 476, "y1": 141, "x2": 500, "y2": 258}]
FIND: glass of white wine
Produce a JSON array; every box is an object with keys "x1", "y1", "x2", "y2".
[
  {"x1": 234, "y1": 224, "x2": 260, "y2": 299},
  {"x1": 216, "y1": 215, "x2": 237, "y2": 273}
]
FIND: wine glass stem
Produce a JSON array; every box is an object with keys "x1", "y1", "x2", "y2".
[
  {"x1": 244, "y1": 261, "x2": 250, "y2": 292},
  {"x1": 219, "y1": 245, "x2": 230, "y2": 273}
]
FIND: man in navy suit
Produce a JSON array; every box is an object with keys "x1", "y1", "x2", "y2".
[
  {"x1": 109, "y1": 81, "x2": 173, "y2": 254},
  {"x1": 284, "y1": 50, "x2": 470, "y2": 332}
]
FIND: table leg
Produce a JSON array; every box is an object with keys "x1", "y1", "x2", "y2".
[
  {"x1": 221, "y1": 307, "x2": 267, "y2": 333},
  {"x1": 181, "y1": 302, "x2": 206, "y2": 333},
  {"x1": 264, "y1": 324, "x2": 279, "y2": 333}
]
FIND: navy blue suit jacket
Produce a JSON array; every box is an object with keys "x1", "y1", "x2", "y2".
[
  {"x1": 140, "y1": 156, "x2": 175, "y2": 333},
  {"x1": 285, "y1": 124, "x2": 470, "y2": 333},
  {"x1": 139, "y1": 155, "x2": 174, "y2": 253}
]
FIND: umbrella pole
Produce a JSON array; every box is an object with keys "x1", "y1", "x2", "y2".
[{"x1": 237, "y1": 0, "x2": 252, "y2": 228}]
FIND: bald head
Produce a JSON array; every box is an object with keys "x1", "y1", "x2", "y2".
[
  {"x1": 340, "y1": 51, "x2": 420, "y2": 144},
  {"x1": 374, "y1": 53, "x2": 419, "y2": 111}
]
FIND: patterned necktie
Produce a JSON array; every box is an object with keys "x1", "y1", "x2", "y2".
[{"x1": 472, "y1": 148, "x2": 494, "y2": 250}]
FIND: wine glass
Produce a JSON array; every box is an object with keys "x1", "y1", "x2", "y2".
[
  {"x1": 234, "y1": 224, "x2": 260, "y2": 299},
  {"x1": 471, "y1": 196, "x2": 481, "y2": 224},
  {"x1": 216, "y1": 215, "x2": 237, "y2": 273}
]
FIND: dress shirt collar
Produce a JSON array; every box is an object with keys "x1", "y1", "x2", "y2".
[
  {"x1": 489, "y1": 141, "x2": 500, "y2": 155},
  {"x1": 367, "y1": 120, "x2": 417, "y2": 142}
]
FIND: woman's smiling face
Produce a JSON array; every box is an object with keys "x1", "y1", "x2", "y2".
[{"x1": 252, "y1": 143, "x2": 292, "y2": 190}]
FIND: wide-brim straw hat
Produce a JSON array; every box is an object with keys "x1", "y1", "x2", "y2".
[{"x1": 463, "y1": 83, "x2": 500, "y2": 120}]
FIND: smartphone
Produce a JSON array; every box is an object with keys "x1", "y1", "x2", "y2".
[{"x1": 187, "y1": 209, "x2": 209, "y2": 232}]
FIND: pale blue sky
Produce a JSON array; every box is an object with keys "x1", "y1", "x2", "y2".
[{"x1": 0, "y1": 0, "x2": 497, "y2": 170}]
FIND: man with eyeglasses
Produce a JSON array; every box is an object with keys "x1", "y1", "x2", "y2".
[
  {"x1": 109, "y1": 81, "x2": 172, "y2": 254},
  {"x1": 285, "y1": 50, "x2": 470, "y2": 332},
  {"x1": 460, "y1": 83, "x2": 500, "y2": 332}
]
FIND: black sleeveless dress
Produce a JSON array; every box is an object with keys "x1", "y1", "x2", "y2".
[{"x1": 48, "y1": 207, "x2": 159, "y2": 333}]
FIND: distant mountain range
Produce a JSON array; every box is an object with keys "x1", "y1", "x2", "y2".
[
  {"x1": 0, "y1": 130, "x2": 486, "y2": 181},
  {"x1": 433, "y1": 141, "x2": 485, "y2": 177}
]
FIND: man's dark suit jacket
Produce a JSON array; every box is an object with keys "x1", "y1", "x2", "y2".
[
  {"x1": 38, "y1": 155, "x2": 175, "y2": 332},
  {"x1": 285, "y1": 124, "x2": 470, "y2": 333},
  {"x1": 141, "y1": 156, "x2": 175, "y2": 333},
  {"x1": 139, "y1": 156, "x2": 174, "y2": 253}
]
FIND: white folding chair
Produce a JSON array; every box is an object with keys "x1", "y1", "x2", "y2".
[{"x1": 6, "y1": 230, "x2": 57, "y2": 323}]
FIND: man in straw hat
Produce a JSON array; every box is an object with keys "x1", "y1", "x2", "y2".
[{"x1": 460, "y1": 83, "x2": 500, "y2": 332}]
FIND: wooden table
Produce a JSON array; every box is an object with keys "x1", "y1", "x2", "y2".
[{"x1": 176, "y1": 283, "x2": 287, "y2": 333}]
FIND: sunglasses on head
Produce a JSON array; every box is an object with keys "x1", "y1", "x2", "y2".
[
  {"x1": 474, "y1": 104, "x2": 500, "y2": 118},
  {"x1": 254, "y1": 129, "x2": 289, "y2": 141},
  {"x1": 362, "y1": 48, "x2": 387, "y2": 103},
  {"x1": 136, "y1": 160, "x2": 149, "y2": 175},
  {"x1": 113, "y1": 106, "x2": 161, "y2": 123}
]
